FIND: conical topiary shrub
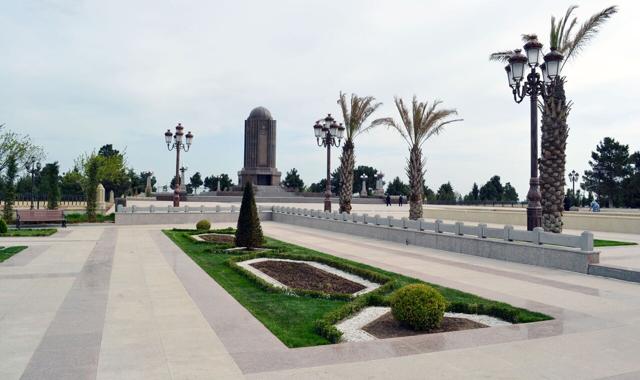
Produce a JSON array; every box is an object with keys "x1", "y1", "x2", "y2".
[{"x1": 235, "y1": 182, "x2": 264, "y2": 249}]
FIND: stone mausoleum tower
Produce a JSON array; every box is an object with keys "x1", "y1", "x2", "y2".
[{"x1": 238, "y1": 106, "x2": 281, "y2": 187}]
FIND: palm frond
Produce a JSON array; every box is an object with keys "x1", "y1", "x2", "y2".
[
  {"x1": 562, "y1": 5, "x2": 618, "y2": 64},
  {"x1": 489, "y1": 50, "x2": 513, "y2": 62},
  {"x1": 337, "y1": 92, "x2": 382, "y2": 140},
  {"x1": 371, "y1": 117, "x2": 410, "y2": 146},
  {"x1": 558, "y1": 5, "x2": 579, "y2": 49}
]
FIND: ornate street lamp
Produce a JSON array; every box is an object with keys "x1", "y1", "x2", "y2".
[
  {"x1": 24, "y1": 156, "x2": 41, "y2": 210},
  {"x1": 164, "y1": 123, "x2": 193, "y2": 207},
  {"x1": 503, "y1": 37, "x2": 564, "y2": 230},
  {"x1": 313, "y1": 114, "x2": 345, "y2": 212},
  {"x1": 568, "y1": 170, "x2": 579, "y2": 196}
]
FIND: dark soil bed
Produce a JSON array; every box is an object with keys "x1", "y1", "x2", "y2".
[
  {"x1": 250, "y1": 260, "x2": 366, "y2": 294},
  {"x1": 363, "y1": 312, "x2": 487, "y2": 339}
]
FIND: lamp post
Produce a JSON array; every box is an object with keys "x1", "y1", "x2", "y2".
[
  {"x1": 164, "y1": 123, "x2": 193, "y2": 207},
  {"x1": 503, "y1": 38, "x2": 564, "y2": 230},
  {"x1": 568, "y1": 169, "x2": 579, "y2": 195},
  {"x1": 313, "y1": 114, "x2": 345, "y2": 212},
  {"x1": 360, "y1": 174, "x2": 368, "y2": 197},
  {"x1": 24, "y1": 157, "x2": 41, "y2": 210}
]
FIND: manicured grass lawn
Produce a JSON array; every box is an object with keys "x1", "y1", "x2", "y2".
[
  {"x1": 594, "y1": 239, "x2": 638, "y2": 247},
  {"x1": 65, "y1": 213, "x2": 115, "y2": 223},
  {"x1": 0, "y1": 228, "x2": 57, "y2": 237},
  {"x1": 165, "y1": 228, "x2": 551, "y2": 348},
  {"x1": 0, "y1": 246, "x2": 28, "y2": 263}
]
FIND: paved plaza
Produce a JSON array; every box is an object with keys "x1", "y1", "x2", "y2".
[{"x1": 1, "y1": 218, "x2": 639, "y2": 379}]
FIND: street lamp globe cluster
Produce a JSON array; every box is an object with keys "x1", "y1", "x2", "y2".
[
  {"x1": 502, "y1": 37, "x2": 564, "y2": 231},
  {"x1": 568, "y1": 170, "x2": 580, "y2": 195},
  {"x1": 313, "y1": 114, "x2": 345, "y2": 212},
  {"x1": 164, "y1": 123, "x2": 194, "y2": 207}
]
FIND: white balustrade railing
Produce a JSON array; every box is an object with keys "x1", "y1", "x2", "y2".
[{"x1": 269, "y1": 205, "x2": 594, "y2": 252}]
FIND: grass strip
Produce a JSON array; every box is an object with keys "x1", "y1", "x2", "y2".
[
  {"x1": 0, "y1": 246, "x2": 28, "y2": 262},
  {"x1": 0, "y1": 229, "x2": 57, "y2": 237},
  {"x1": 594, "y1": 239, "x2": 638, "y2": 247},
  {"x1": 164, "y1": 228, "x2": 551, "y2": 347}
]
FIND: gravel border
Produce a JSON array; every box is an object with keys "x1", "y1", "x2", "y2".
[
  {"x1": 237, "y1": 258, "x2": 381, "y2": 296},
  {"x1": 336, "y1": 307, "x2": 513, "y2": 342}
]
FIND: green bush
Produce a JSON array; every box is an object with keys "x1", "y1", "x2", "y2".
[
  {"x1": 391, "y1": 284, "x2": 446, "y2": 331},
  {"x1": 0, "y1": 219, "x2": 8, "y2": 234},
  {"x1": 235, "y1": 182, "x2": 264, "y2": 249},
  {"x1": 195, "y1": 219, "x2": 211, "y2": 231}
]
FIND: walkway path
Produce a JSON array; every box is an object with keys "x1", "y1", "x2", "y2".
[{"x1": 1, "y1": 222, "x2": 639, "y2": 379}]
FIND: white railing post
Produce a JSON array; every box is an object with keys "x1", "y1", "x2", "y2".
[
  {"x1": 435, "y1": 219, "x2": 443, "y2": 233},
  {"x1": 533, "y1": 227, "x2": 543, "y2": 245},
  {"x1": 580, "y1": 231, "x2": 594, "y2": 251},
  {"x1": 503, "y1": 225, "x2": 514, "y2": 241},
  {"x1": 478, "y1": 223, "x2": 487, "y2": 238},
  {"x1": 455, "y1": 222, "x2": 464, "y2": 236}
]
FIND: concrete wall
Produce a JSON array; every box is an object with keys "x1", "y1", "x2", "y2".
[
  {"x1": 423, "y1": 207, "x2": 640, "y2": 234},
  {"x1": 115, "y1": 211, "x2": 273, "y2": 226},
  {"x1": 272, "y1": 212, "x2": 599, "y2": 273}
]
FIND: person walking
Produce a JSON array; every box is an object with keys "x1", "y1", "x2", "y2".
[
  {"x1": 385, "y1": 194, "x2": 391, "y2": 207},
  {"x1": 398, "y1": 194, "x2": 403, "y2": 207}
]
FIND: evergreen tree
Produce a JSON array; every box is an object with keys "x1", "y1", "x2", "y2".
[
  {"x1": 386, "y1": 176, "x2": 410, "y2": 196},
  {"x1": 582, "y1": 137, "x2": 631, "y2": 207},
  {"x1": 622, "y1": 152, "x2": 640, "y2": 208},
  {"x1": 502, "y1": 182, "x2": 519, "y2": 202},
  {"x1": 189, "y1": 172, "x2": 203, "y2": 194},
  {"x1": 235, "y1": 182, "x2": 264, "y2": 249},
  {"x1": 435, "y1": 182, "x2": 456, "y2": 202},
  {"x1": 42, "y1": 162, "x2": 60, "y2": 209},
  {"x1": 2, "y1": 154, "x2": 17, "y2": 222},
  {"x1": 84, "y1": 155, "x2": 99, "y2": 222},
  {"x1": 479, "y1": 175, "x2": 503, "y2": 201},
  {"x1": 283, "y1": 168, "x2": 305, "y2": 191}
]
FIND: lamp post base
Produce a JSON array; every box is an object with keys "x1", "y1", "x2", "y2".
[
  {"x1": 172, "y1": 192, "x2": 180, "y2": 207},
  {"x1": 526, "y1": 177, "x2": 542, "y2": 231},
  {"x1": 324, "y1": 198, "x2": 331, "y2": 212}
]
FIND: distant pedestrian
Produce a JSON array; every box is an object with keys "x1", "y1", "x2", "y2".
[
  {"x1": 385, "y1": 194, "x2": 391, "y2": 206},
  {"x1": 398, "y1": 195, "x2": 404, "y2": 207},
  {"x1": 590, "y1": 200, "x2": 600, "y2": 212}
]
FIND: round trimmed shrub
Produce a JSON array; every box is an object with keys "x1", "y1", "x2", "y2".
[
  {"x1": 0, "y1": 218, "x2": 7, "y2": 234},
  {"x1": 195, "y1": 219, "x2": 211, "y2": 231},
  {"x1": 391, "y1": 284, "x2": 446, "y2": 331}
]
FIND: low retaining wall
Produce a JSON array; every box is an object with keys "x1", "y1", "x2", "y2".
[
  {"x1": 423, "y1": 207, "x2": 640, "y2": 234},
  {"x1": 272, "y1": 208, "x2": 599, "y2": 274}
]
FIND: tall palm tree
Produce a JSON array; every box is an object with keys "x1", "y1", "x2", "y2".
[
  {"x1": 373, "y1": 97, "x2": 462, "y2": 220},
  {"x1": 337, "y1": 92, "x2": 382, "y2": 214},
  {"x1": 490, "y1": 5, "x2": 617, "y2": 232}
]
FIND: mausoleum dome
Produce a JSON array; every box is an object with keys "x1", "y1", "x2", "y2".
[{"x1": 248, "y1": 106, "x2": 272, "y2": 120}]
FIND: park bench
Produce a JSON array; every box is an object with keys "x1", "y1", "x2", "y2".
[{"x1": 16, "y1": 209, "x2": 66, "y2": 229}]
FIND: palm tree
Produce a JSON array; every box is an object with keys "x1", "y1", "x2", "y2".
[
  {"x1": 337, "y1": 92, "x2": 382, "y2": 214},
  {"x1": 490, "y1": 5, "x2": 617, "y2": 232},
  {"x1": 373, "y1": 97, "x2": 462, "y2": 219}
]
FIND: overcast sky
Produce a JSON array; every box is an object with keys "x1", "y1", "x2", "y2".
[{"x1": 2, "y1": 0, "x2": 638, "y2": 197}]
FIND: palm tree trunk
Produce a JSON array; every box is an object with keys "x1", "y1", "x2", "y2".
[
  {"x1": 339, "y1": 139, "x2": 355, "y2": 214},
  {"x1": 540, "y1": 79, "x2": 569, "y2": 233},
  {"x1": 407, "y1": 145, "x2": 424, "y2": 220}
]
